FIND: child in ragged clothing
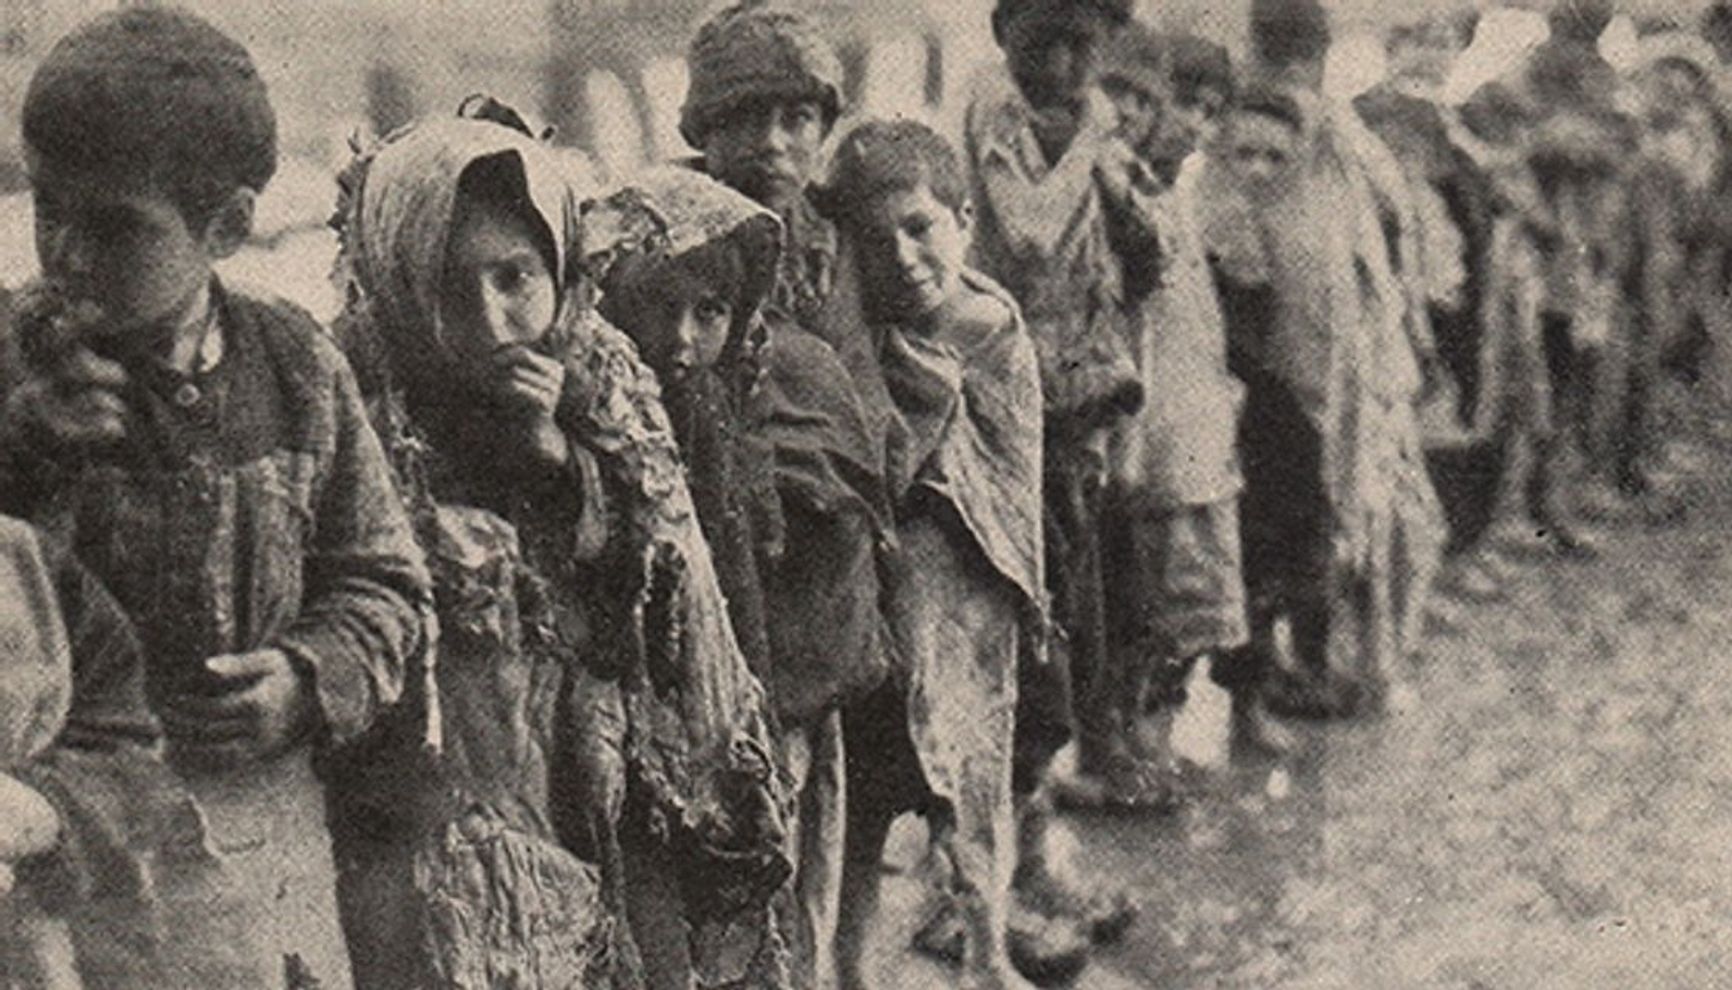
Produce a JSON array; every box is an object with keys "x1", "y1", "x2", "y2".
[
  {"x1": 963, "y1": 0, "x2": 1143, "y2": 964},
  {"x1": 598, "y1": 167, "x2": 887, "y2": 990},
  {"x1": 331, "y1": 104, "x2": 792, "y2": 990},
  {"x1": 2, "y1": 10, "x2": 433, "y2": 986},
  {"x1": 818, "y1": 120, "x2": 1046, "y2": 990},
  {"x1": 1089, "y1": 24, "x2": 1250, "y2": 802}
]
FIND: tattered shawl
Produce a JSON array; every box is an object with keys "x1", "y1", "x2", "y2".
[
  {"x1": 599, "y1": 167, "x2": 890, "y2": 724},
  {"x1": 878, "y1": 269, "x2": 1046, "y2": 629},
  {"x1": 1202, "y1": 94, "x2": 1444, "y2": 671},
  {"x1": 332, "y1": 117, "x2": 791, "y2": 975}
]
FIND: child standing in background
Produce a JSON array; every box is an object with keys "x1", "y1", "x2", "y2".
[
  {"x1": 963, "y1": 0, "x2": 1143, "y2": 964},
  {"x1": 1092, "y1": 25, "x2": 1250, "y2": 800}
]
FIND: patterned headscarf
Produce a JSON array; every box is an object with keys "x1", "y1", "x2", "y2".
[
  {"x1": 596, "y1": 166, "x2": 783, "y2": 369},
  {"x1": 335, "y1": 112, "x2": 591, "y2": 394}
]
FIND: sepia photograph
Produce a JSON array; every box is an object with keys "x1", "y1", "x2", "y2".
[{"x1": 0, "y1": 0, "x2": 1729, "y2": 987}]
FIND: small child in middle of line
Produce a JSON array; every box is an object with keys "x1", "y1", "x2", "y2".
[{"x1": 818, "y1": 120, "x2": 1046, "y2": 990}]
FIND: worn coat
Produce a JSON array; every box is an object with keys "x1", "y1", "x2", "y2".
[
  {"x1": 331, "y1": 118, "x2": 789, "y2": 990},
  {"x1": 0, "y1": 278, "x2": 432, "y2": 989}
]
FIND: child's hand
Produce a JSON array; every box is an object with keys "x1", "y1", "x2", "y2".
[
  {"x1": 491, "y1": 347, "x2": 571, "y2": 466},
  {"x1": 4, "y1": 348, "x2": 129, "y2": 451},
  {"x1": 0, "y1": 772, "x2": 61, "y2": 865},
  {"x1": 491, "y1": 346, "x2": 566, "y2": 422},
  {"x1": 161, "y1": 649, "x2": 315, "y2": 768},
  {"x1": 1095, "y1": 138, "x2": 1142, "y2": 208}
]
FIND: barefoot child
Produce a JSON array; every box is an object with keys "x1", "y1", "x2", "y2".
[
  {"x1": 819, "y1": 120, "x2": 1045, "y2": 990},
  {"x1": 2, "y1": 9, "x2": 431, "y2": 985}
]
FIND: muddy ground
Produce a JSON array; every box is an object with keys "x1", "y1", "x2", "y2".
[{"x1": 866, "y1": 439, "x2": 1732, "y2": 989}]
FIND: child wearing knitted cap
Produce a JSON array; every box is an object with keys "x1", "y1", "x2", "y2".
[
  {"x1": 1, "y1": 9, "x2": 431, "y2": 987},
  {"x1": 819, "y1": 117, "x2": 1045, "y2": 990}
]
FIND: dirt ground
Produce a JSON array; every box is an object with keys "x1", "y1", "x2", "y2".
[{"x1": 864, "y1": 437, "x2": 1732, "y2": 989}]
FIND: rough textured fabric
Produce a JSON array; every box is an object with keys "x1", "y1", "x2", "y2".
[
  {"x1": 0, "y1": 517, "x2": 71, "y2": 769},
  {"x1": 869, "y1": 270, "x2": 1041, "y2": 984},
  {"x1": 602, "y1": 166, "x2": 892, "y2": 990},
  {"x1": 0, "y1": 282, "x2": 432, "y2": 990},
  {"x1": 334, "y1": 125, "x2": 791, "y2": 989},
  {"x1": 601, "y1": 166, "x2": 889, "y2": 724},
  {"x1": 0, "y1": 518, "x2": 194, "y2": 990},
  {"x1": 964, "y1": 69, "x2": 1144, "y2": 434},
  {"x1": 1103, "y1": 496, "x2": 1248, "y2": 668},
  {"x1": 879, "y1": 270, "x2": 1045, "y2": 618},
  {"x1": 1104, "y1": 159, "x2": 1245, "y2": 512},
  {"x1": 755, "y1": 326, "x2": 891, "y2": 723},
  {"x1": 1202, "y1": 94, "x2": 1445, "y2": 679}
]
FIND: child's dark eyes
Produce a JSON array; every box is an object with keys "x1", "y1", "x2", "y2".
[{"x1": 695, "y1": 298, "x2": 729, "y2": 322}]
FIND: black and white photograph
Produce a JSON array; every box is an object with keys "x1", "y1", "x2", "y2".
[{"x1": 0, "y1": 0, "x2": 1728, "y2": 987}]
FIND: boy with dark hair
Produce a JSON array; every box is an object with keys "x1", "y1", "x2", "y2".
[
  {"x1": 3, "y1": 9, "x2": 430, "y2": 986},
  {"x1": 820, "y1": 117, "x2": 1046, "y2": 990},
  {"x1": 963, "y1": 0, "x2": 1144, "y2": 969},
  {"x1": 681, "y1": 0, "x2": 887, "y2": 418}
]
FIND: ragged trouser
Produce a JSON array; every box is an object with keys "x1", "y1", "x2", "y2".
[{"x1": 776, "y1": 711, "x2": 846, "y2": 990}]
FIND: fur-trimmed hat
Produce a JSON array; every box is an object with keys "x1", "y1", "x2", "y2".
[{"x1": 681, "y1": 1, "x2": 844, "y2": 148}]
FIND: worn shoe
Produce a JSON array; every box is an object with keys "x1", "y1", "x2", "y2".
[
  {"x1": 1260, "y1": 666, "x2": 1372, "y2": 721},
  {"x1": 1013, "y1": 850, "x2": 1139, "y2": 946},
  {"x1": 1007, "y1": 905, "x2": 1092, "y2": 988}
]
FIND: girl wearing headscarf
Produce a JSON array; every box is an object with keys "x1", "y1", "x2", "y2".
[
  {"x1": 597, "y1": 166, "x2": 888, "y2": 990},
  {"x1": 326, "y1": 100, "x2": 790, "y2": 990}
]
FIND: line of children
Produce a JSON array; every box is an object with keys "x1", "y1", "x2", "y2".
[{"x1": 4, "y1": 3, "x2": 1725, "y2": 990}]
